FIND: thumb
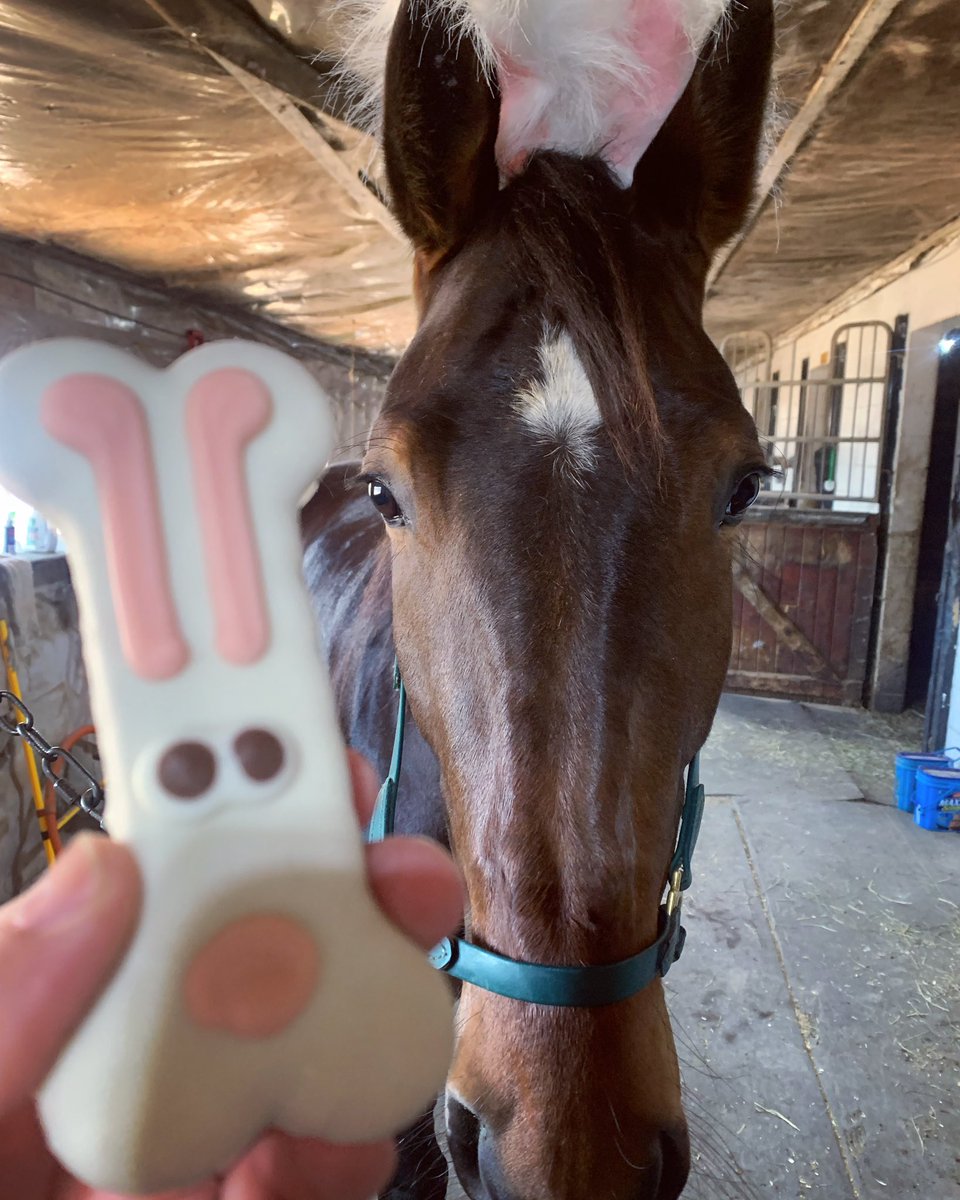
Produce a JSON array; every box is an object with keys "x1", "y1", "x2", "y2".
[{"x1": 0, "y1": 834, "x2": 141, "y2": 1118}]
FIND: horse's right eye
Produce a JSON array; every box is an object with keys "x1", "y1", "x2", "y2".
[
  {"x1": 367, "y1": 480, "x2": 404, "y2": 525},
  {"x1": 722, "y1": 471, "x2": 763, "y2": 525}
]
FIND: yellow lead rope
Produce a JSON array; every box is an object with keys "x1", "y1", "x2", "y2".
[{"x1": 0, "y1": 619, "x2": 57, "y2": 864}]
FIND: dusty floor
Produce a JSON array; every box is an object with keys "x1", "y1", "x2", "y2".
[{"x1": 444, "y1": 695, "x2": 959, "y2": 1200}]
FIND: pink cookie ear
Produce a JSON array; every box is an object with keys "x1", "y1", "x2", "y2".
[
  {"x1": 42, "y1": 374, "x2": 189, "y2": 682},
  {"x1": 492, "y1": 0, "x2": 717, "y2": 185}
]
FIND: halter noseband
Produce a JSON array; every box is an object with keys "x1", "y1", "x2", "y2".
[{"x1": 367, "y1": 666, "x2": 705, "y2": 1007}]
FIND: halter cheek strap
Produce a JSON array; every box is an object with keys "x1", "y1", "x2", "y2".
[
  {"x1": 366, "y1": 661, "x2": 405, "y2": 844},
  {"x1": 367, "y1": 669, "x2": 706, "y2": 1008}
]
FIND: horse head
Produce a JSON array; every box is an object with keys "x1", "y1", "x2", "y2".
[{"x1": 358, "y1": 3, "x2": 774, "y2": 1196}]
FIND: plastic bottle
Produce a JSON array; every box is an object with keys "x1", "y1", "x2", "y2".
[{"x1": 4, "y1": 512, "x2": 15, "y2": 555}]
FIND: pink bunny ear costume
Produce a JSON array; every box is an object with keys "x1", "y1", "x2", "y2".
[{"x1": 341, "y1": 0, "x2": 730, "y2": 184}]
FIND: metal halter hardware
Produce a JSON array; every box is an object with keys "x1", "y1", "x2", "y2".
[
  {"x1": 0, "y1": 690, "x2": 106, "y2": 828},
  {"x1": 367, "y1": 667, "x2": 706, "y2": 1007}
]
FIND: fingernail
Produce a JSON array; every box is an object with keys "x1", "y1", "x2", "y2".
[{"x1": 10, "y1": 835, "x2": 106, "y2": 935}]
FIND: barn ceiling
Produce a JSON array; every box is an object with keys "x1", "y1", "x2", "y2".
[
  {"x1": 0, "y1": 0, "x2": 409, "y2": 352},
  {"x1": 704, "y1": 0, "x2": 960, "y2": 343},
  {"x1": 0, "y1": 0, "x2": 957, "y2": 356}
]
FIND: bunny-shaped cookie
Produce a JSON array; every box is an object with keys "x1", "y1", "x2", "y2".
[{"x1": 0, "y1": 339, "x2": 452, "y2": 1195}]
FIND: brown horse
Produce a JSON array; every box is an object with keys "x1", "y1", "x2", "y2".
[{"x1": 303, "y1": 3, "x2": 774, "y2": 1197}]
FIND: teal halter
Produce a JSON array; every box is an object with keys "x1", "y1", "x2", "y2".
[{"x1": 367, "y1": 667, "x2": 706, "y2": 1007}]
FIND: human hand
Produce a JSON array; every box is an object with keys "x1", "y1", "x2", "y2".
[{"x1": 0, "y1": 751, "x2": 462, "y2": 1200}]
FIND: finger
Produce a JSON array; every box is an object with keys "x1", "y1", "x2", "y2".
[
  {"x1": 348, "y1": 749, "x2": 464, "y2": 947},
  {"x1": 0, "y1": 1102, "x2": 58, "y2": 1199},
  {"x1": 89, "y1": 1182, "x2": 219, "y2": 1200},
  {"x1": 366, "y1": 837, "x2": 464, "y2": 951},
  {"x1": 223, "y1": 1130, "x2": 396, "y2": 1200},
  {"x1": 0, "y1": 1105, "x2": 220, "y2": 1200},
  {"x1": 0, "y1": 835, "x2": 142, "y2": 1120},
  {"x1": 346, "y1": 749, "x2": 379, "y2": 829}
]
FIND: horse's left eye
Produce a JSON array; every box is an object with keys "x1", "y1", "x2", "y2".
[
  {"x1": 367, "y1": 480, "x2": 404, "y2": 525},
  {"x1": 723, "y1": 472, "x2": 762, "y2": 524}
]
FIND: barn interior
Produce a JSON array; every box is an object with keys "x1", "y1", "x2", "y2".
[{"x1": 0, "y1": 2, "x2": 958, "y2": 1198}]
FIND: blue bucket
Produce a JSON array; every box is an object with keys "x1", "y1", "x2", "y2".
[
  {"x1": 895, "y1": 751, "x2": 954, "y2": 812},
  {"x1": 915, "y1": 767, "x2": 960, "y2": 831}
]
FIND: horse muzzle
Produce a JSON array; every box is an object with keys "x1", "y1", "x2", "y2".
[{"x1": 445, "y1": 1092, "x2": 691, "y2": 1200}]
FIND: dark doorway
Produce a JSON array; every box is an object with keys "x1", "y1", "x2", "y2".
[{"x1": 908, "y1": 328, "x2": 960, "y2": 709}]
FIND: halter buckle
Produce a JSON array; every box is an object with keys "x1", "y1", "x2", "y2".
[{"x1": 665, "y1": 867, "x2": 684, "y2": 918}]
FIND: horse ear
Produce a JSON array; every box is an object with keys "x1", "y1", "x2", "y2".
[
  {"x1": 631, "y1": 0, "x2": 775, "y2": 265},
  {"x1": 383, "y1": 1, "x2": 501, "y2": 258}
]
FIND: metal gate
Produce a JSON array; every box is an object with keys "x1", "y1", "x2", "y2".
[{"x1": 722, "y1": 323, "x2": 894, "y2": 705}]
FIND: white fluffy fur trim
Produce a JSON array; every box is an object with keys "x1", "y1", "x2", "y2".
[{"x1": 336, "y1": 0, "x2": 730, "y2": 184}]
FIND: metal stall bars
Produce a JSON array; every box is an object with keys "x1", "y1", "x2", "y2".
[{"x1": 720, "y1": 323, "x2": 894, "y2": 704}]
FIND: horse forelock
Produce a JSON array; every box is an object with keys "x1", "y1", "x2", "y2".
[
  {"x1": 501, "y1": 153, "x2": 665, "y2": 477},
  {"x1": 390, "y1": 150, "x2": 668, "y2": 490}
]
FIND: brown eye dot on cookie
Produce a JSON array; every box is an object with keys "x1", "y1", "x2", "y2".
[
  {"x1": 158, "y1": 741, "x2": 217, "y2": 799},
  {"x1": 234, "y1": 728, "x2": 285, "y2": 782}
]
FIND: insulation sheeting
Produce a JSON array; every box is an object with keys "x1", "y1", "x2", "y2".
[
  {"x1": 0, "y1": 0, "x2": 415, "y2": 353},
  {"x1": 705, "y1": 0, "x2": 960, "y2": 341},
  {"x1": 0, "y1": 1, "x2": 956, "y2": 356}
]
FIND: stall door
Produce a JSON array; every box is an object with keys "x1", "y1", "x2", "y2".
[{"x1": 723, "y1": 323, "x2": 892, "y2": 705}]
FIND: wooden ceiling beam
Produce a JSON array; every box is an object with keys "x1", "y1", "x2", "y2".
[
  {"x1": 141, "y1": 0, "x2": 400, "y2": 241},
  {"x1": 142, "y1": 0, "x2": 354, "y2": 121},
  {"x1": 707, "y1": 0, "x2": 908, "y2": 291}
]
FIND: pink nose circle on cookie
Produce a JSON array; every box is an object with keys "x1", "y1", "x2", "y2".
[{"x1": 184, "y1": 915, "x2": 320, "y2": 1038}]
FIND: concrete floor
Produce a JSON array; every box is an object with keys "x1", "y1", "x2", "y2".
[{"x1": 444, "y1": 695, "x2": 960, "y2": 1199}]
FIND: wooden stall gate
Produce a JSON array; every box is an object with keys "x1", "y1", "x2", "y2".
[{"x1": 722, "y1": 324, "x2": 894, "y2": 705}]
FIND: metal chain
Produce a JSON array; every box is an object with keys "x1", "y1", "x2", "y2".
[{"x1": 0, "y1": 691, "x2": 106, "y2": 828}]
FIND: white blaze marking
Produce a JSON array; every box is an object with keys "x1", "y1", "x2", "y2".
[{"x1": 517, "y1": 332, "x2": 601, "y2": 473}]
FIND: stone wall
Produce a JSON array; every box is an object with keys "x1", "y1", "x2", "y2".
[
  {"x1": 0, "y1": 558, "x2": 90, "y2": 900},
  {"x1": 0, "y1": 235, "x2": 392, "y2": 451}
]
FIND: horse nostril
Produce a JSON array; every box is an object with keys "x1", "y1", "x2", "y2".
[
  {"x1": 447, "y1": 1099, "x2": 514, "y2": 1200},
  {"x1": 656, "y1": 1124, "x2": 691, "y2": 1200},
  {"x1": 447, "y1": 1096, "x2": 516, "y2": 1200},
  {"x1": 477, "y1": 1123, "x2": 516, "y2": 1200},
  {"x1": 446, "y1": 1095, "x2": 483, "y2": 1198}
]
